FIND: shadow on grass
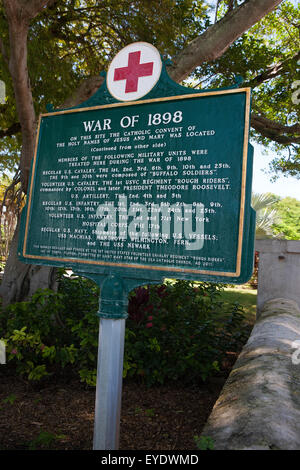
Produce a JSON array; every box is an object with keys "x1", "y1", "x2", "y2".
[{"x1": 220, "y1": 287, "x2": 257, "y2": 325}]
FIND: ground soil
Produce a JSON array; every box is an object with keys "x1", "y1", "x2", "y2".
[{"x1": 0, "y1": 359, "x2": 235, "y2": 451}]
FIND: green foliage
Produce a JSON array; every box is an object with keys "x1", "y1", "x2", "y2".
[
  {"x1": 0, "y1": 274, "x2": 99, "y2": 383},
  {"x1": 251, "y1": 193, "x2": 300, "y2": 240},
  {"x1": 0, "y1": 0, "x2": 210, "y2": 176},
  {"x1": 27, "y1": 430, "x2": 67, "y2": 450},
  {"x1": 0, "y1": 1, "x2": 298, "y2": 178},
  {"x1": 0, "y1": 275, "x2": 249, "y2": 387},
  {"x1": 194, "y1": 435, "x2": 214, "y2": 450},
  {"x1": 2, "y1": 393, "x2": 17, "y2": 405},
  {"x1": 193, "y1": 1, "x2": 300, "y2": 177},
  {"x1": 0, "y1": 174, "x2": 19, "y2": 262}
]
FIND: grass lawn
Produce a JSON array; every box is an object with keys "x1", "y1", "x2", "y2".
[{"x1": 219, "y1": 286, "x2": 257, "y2": 326}]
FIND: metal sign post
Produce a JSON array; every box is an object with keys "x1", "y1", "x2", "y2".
[
  {"x1": 18, "y1": 42, "x2": 256, "y2": 450},
  {"x1": 93, "y1": 317, "x2": 126, "y2": 450},
  {"x1": 88, "y1": 272, "x2": 162, "y2": 450}
]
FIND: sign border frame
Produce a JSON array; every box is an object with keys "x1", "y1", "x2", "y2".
[{"x1": 22, "y1": 87, "x2": 251, "y2": 278}]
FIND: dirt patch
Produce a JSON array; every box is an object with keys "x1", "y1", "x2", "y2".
[{"x1": 0, "y1": 364, "x2": 232, "y2": 451}]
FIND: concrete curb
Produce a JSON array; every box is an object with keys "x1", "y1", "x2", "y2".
[{"x1": 201, "y1": 298, "x2": 300, "y2": 450}]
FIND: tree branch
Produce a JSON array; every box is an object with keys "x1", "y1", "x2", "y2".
[
  {"x1": 168, "y1": 0, "x2": 284, "y2": 83},
  {"x1": 245, "y1": 51, "x2": 300, "y2": 89}
]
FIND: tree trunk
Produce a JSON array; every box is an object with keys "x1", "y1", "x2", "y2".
[
  {"x1": 0, "y1": 0, "x2": 58, "y2": 307},
  {"x1": 168, "y1": 0, "x2": 283, "y2": 82}
]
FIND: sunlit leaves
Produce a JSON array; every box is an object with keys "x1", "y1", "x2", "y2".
[{"x1": 192, "y1": 1, "x2": 300, "y2": 177}]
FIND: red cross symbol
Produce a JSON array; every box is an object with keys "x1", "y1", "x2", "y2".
[{"x1": 113, "y1": 51, "x2": 154, "y2": 93}]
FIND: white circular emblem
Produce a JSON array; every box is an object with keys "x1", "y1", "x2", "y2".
[{"x1": 107, "y1": 42, "x2": 162, "y2": 102}]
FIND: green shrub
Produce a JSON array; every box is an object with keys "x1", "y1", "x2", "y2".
[
  {"x1": 0, "y1": 274, "x2": 249, "y2": 386},
  {"x1": 124, "y1": 280, "x2": 248, "y2": 386},
  {"x1": 194, "y1": 435, "x2": 214, "y2": 450},
  {"x1": 0, "y1": 273, "x2": 99, "y2": 383}
]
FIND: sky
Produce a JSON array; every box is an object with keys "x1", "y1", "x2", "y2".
[{"x1": 251, "y1": 142, "x2": 299, "y2": 200}]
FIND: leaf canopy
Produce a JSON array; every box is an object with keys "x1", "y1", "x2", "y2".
[{"x1": 0, "y1": 0, "x2": 298, "y2": 177}]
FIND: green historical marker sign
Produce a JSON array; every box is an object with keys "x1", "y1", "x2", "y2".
[
  {"x1": 18, "y1": 42, "x2": 255, "y2": 450},
  {"x1": 19, "y1": 76, "x2": 255, "y2": 284}
]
